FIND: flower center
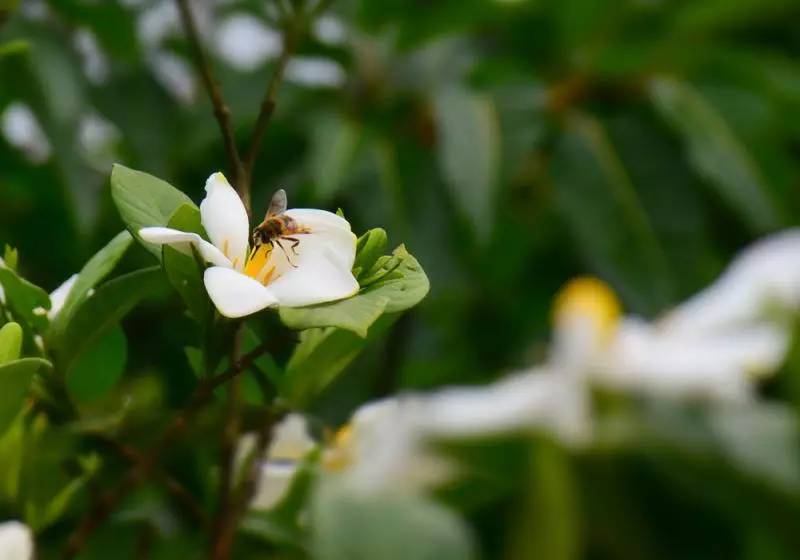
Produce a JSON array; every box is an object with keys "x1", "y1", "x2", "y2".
[
  {"x1": 244, "y1": 245, "x2": 277, "y2": 285},
  {"x1": 552, "y1": 276, "x2": 622, "y2": 343}
]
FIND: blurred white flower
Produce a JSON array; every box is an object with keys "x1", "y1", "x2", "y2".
[
  {"x1": 285, "y1": 57, "x2": 346, "y2": 88},
  {"x1": 150, "y1": 52, "x2": 197, "y2": 104},
  {"x1": 246, "y1": 414, "x2": 317, "y2": 510},
  {"x1": 74, "y1": 29, "x2": 110, "y2": 85},
  {"x1": 140, "y1": 173, "x2": 358, "y2": 317},
  {"x1": 321, "y1": 230, "x2": 800, "y2": 495},
  {"x1": 0, "y1": 521, "x2": 33, "y2": 560},
  {"x1": 215, "y1": 15, "x2": 281, "y2": 71},
  {"x1": 313, "y1": 16, "x2": 347, "y2": 46},
  {"x1": 0, "y1": 103, "x2": 52, "y2": 163},
  {"x1": 78, "y1": 113, "x2": 121, "y2": 170}
]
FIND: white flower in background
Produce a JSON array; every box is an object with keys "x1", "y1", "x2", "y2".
[
  {"x1": 0, "y1": 103, "x2": 52, "y2": 163},
  {"x1": 0, "y1": 521, "x2": 33, "y2": 560},
  {"x1": 140, "y1": 172, "x2": 358, "y2": 317},
  {"x1": 246, "y1": 414, "x2": 317, "y2": 510},
  {"x1": 215, "y1": 15, "x2": 281, "y2": 71},
  {"x1": 285, "y1": 57, "x2": 346, "y2": 89},
  {"x1": 320, "y1": 230, "x2": 800, "y2": 494},
  {"x1": 73, "y1": 29, "x2": 109, "y2": 85},
  {"x1": 313, "y1": 16, "x2": 347, "y2": 46}
]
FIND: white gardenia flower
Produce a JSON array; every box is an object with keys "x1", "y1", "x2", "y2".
[
  {"x1": 247, "y1": 414, "x2": 317, "y2": 510},
  {"x1": 0, "y1": 521, "x2": 33, "y2": 560},
  {"x1": 140, "y1": 173, "x2": 359, "y2": 318}
]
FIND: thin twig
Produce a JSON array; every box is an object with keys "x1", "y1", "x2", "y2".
[
  {"x1": 100, "y1": 436, "x2": 209, "y2": 528},
  {"x1": 174, "y1": 0, "x2": 246, "y2": 207},
  {"x1": 62, "y1": 342, "x2": 272, "y2": 560},
  {"x1": 242, "y1": 29, "x2": 296, "y2": 185},
  {"x1": 209, "y1": 324, "x2": 245, "y2": 559}
]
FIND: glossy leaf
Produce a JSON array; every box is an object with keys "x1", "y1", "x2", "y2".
[
  {"x1": 110, "y1": 164, "x2": 196, "y2": 257},
  {"x1": 0, "y1": 358, "x2": 49, "y2": 435},
  {"x1": 49, "y1": 231, "x2": 133, "y2": 341},
  {"x1": 55, "y1": 266, "x2": 166, "y2": 372},
  {"x1": 66, "y1": 325, "x2": 127, "y2": 403},
  {"x1": 0, "y1": 322, "x2": 22, "y2": 365}
]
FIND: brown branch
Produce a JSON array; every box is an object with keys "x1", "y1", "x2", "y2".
[
  {"x1": 62, "y1": 342, "x2": 272, "y2": 560},
  {"x1": 241, "y1": 29, "x2": 297, "y2": 186},
  {"x1": 174, "y1": 0, "x2": 247, "y2": 211},
  {"x1": 100, "y1": 436, "x2": 209, "y2": 528},
  {"x1": 209, "y1": 324, "x2": 245, "y2": 559}
]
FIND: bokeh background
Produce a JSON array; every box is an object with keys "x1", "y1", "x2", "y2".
[{"x1": 3, "y1": 0, "x2": 800, "y2": 558}]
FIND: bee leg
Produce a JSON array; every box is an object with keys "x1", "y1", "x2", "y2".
[
  {"x1": 284, "y1": 236, "x2": 301, "y2": 256},
  {"x1": 275, "y1": 238, "x2": 298, "y2": 268}
]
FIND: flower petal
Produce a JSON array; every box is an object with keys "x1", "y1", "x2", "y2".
[
  {"x1": 251, "y1": 462, "x2": 297, "y2": 510},
  {"x1": 48, "y1": 274, "x2": 78, "y2": 320},
  {"x1": 266, "y1": 229, "x2": 358, "y2": 307},
  {"x1": 203, "y1": 266, "x2": 278, "y2": 318},
  {"x1": 0, "y1": 521, "x2": 33, "y2": 560},
  {"x1": 200, "y1": 173, "x2": 250, "y2": 270},
  {"x1": 139, "y1": 227, "x2": 232, "y2": 268},
  {"x1": 600, "y1": 319, "x2": 790, "y2": 401},
  {"x1": 660, "y1": 229, "x2": 800, "y2": 335}
]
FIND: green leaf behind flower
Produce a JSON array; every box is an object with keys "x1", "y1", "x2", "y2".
[
  {"x1": 110, "y1": 164, "x2": 196, "y2": 258},
  {"x1": 0, "y1": 267, "x2": 50, "y2": 335},
  {"x1": 0, "y1": 322, "x2": 22, "y2": 365}
]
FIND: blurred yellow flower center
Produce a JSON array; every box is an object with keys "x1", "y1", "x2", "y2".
[
  {"x1": 323, "y1": 424, "x2": 354, "y2": 471},
  {"x1": 244, "y1": 244, "x2": 276, "y2": 285},
  {"x1": 552, "y1": 277, "x2": 622, "y2": 342}
]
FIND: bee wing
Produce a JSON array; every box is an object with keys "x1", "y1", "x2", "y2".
[{"x1": 266, "y1": 188, "x2": 288, "y2": 217}]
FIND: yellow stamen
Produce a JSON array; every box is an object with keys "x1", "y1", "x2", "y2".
[
  {"x1": 244, "y1": 244, "x2": 273, "y2": 281},
  {"x1": 552, "y1": 276, "x2": 622, "y2": 341},
  {"x1": 323, "y1": 424, "x2": 354, "y2": 471}
]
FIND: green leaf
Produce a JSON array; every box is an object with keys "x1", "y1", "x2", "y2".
[
  {"x1": 2, "y1": 246, "x2": 18, "y2": 271},
  {"x1": 110, "y1": 164, "x2": 196, "y2": 257},
  {"x1": 55, "y1": 267, "x2": 166, "y2": 372},
  {"x1": 66, "y1": 325, "x2": 126, "y2": 403},
  {"x1": 162, "y1": 204, "x2": 211, "y2": 324},
  {"x1": 0, "y1": 40, "x2": 27, "y2": 59},
  {"x1": 550, "y1": 113, "x2": 672, "y2": 313},
  {"x1": 353, "y1": 228, "x2": 388, "y2": 279},
  {"x1": 50, "y1": 231, "x2": 133, "y2": 341},
  {"x1": 0, "y1": 322, "x2": 22, "y2": 365},
  {"x1": 313, "y1": 479, "x2": 475, "y2": 560},
  {"x1": 281, "y1": 314, "x2": 398, "y2": 407},
  {"x1": 649, "y1": 77, "x2": 781, "y2": 233},
  {"x1": 433, "y1": 86, "x2": 500, "y2": 240},
  {"x1": 0, "y1": 267, "x2": 50, "y2": 334},
  {"x1": 309, "y1": 112, "x2": 363, "y2": 201},
  {"x1": 279, "y1": 244, "x2": 429, "y2": 337},
  {"x1": 0, "y1": 358, "x2": 49, "y2": 435}
]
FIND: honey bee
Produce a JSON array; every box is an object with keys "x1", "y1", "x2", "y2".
[{"x1": 251, "y1": 189, "x2": 309, "y2": 266}]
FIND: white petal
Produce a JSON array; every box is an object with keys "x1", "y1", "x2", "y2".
[
  {"x1": 284, "y1": 208, "x2": 351, "y2": 234},
  {"x1": 268, "y1": 414, "x2": 316, "y2": 461},
  {"x1": 660, "y1": 229, "x2": 800, "y2": 335},
  {"x1": 420, "y1": 368, "x2": 587, "y2": 443},
  {"x1": 200, "y1": 173, "x2": 250, "y2": 270},
  {"x1": 139, "y1": 227, "x2": 232, "y2": 268},
  {"x1": 47, "y1": 274, "x2": 78, "y2": 320},
  {"x1": 600, "y1": 319, "x2": 790, "y2": 401},
  {"x1": 0, "y1": 521, "x2": 33, "y2": 560},
  {"x1": 266, "y1": 229, "x2": 358, "y2": 307},
  {"x1": 251, "y1": 462, "x2": 297, "y2": 510},
  {"x1": 203, "y1": 266, "x2": 278, "y2": 318}
]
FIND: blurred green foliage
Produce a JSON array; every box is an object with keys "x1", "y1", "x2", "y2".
[{"x1": 2, "y1": 0, "x2": 800, "y2": 558}]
